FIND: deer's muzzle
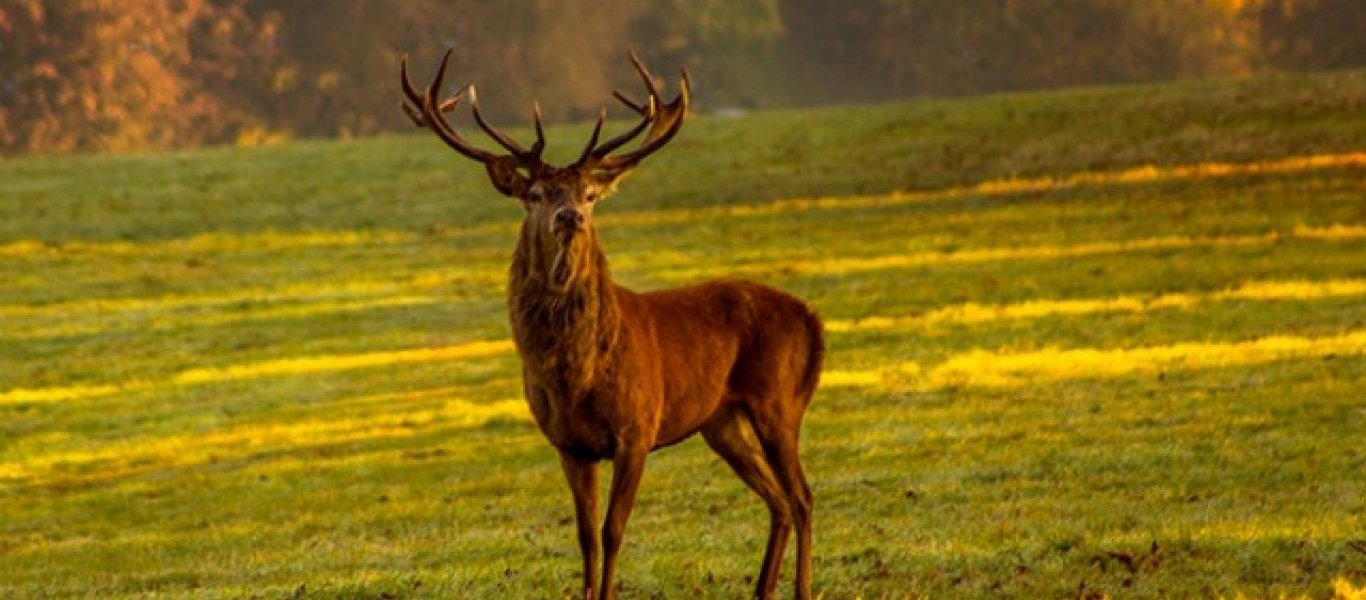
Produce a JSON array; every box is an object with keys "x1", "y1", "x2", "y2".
[{"x1": 552, "y1": 208, "x2": 586, "y2": 235}]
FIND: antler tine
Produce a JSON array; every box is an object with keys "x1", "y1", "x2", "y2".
[
  {"x1": 401, "y1": 54, "x2": 463, "y2": 127},
  {"x1": 469, "y1": 86, "x2": 531, "y2": 159},
  {"x1": 529, "y1": 101, "x2": 547, "y2": 160},
  {"x1": 579, "y1": 95, "x2": 656, "y2": 165},
  {"x1": 400, "y1": 55, "x2": 422, "y2": 102},
  {"x1": 400, "y1": 55, "x2": 430, "y2": 127},
  {"x1": 627, "y1": 48, "x2": 661, "y2": 103},
  {"x1": 575, "y1": 108, "x2": 608, "y2": 165},
  {"x1": 417, "y1": 50, "x2": 499, "y2": 163},
  {"x1": 612, "y1": 90, "x2": 649, "y2": 116}
]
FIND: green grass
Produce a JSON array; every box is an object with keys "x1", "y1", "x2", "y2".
[{"x1": 3, "y1": 69, "x2": 1366, "y2": 599}]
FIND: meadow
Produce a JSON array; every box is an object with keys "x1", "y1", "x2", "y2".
[{"x1": 2, "y1": 69, "x2": 1365, "y2": 599}]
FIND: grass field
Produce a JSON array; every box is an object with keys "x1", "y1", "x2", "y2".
[{"x1": 2, "y1": 69, "x2": 1365, "y2": 599}]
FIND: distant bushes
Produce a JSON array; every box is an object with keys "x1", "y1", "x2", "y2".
[{"x1": 0, "y1": 0, "x2": 1361, "y2": 155}]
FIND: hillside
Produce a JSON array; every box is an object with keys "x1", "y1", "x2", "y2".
[{"x1": 2, "y1": 69, "x2": 1364, "y2": 598}]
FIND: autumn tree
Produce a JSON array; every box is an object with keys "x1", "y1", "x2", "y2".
[{"x1": 0, "y1": 0, "x2": 278, "y2": 154}]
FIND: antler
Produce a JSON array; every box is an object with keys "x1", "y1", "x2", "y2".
[
  {"x1": 400, "y1": 49, "x2": 546, "y2": 166},
  {"x1": 401, "y1": 48, "x2": 687, "y2": 176},
  {"x1": 574, "y1": 49, "x2": 690, "y2": 173}
]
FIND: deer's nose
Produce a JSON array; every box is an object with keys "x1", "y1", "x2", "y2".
[{"x1": 554, "y1": 208, "x2": 585, "y2": 230}]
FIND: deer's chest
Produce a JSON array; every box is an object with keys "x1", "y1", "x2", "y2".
[{"x1": 523, "y1": 374, "x2": 618, "y2": 458}]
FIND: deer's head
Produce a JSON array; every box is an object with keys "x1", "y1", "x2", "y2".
[{"x1": 401, "y1": 50, "x2": 689, "y2": 291}]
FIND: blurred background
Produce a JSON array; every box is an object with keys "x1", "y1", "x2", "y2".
[{"x1": 1, "y1": 0, "x2": 1362, "y2": 156}]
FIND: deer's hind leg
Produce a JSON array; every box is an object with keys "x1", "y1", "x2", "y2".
[
  {"x1": 751, "y1": 417, "x2": 814, "y2": 600},
  {"x1": 702, "y1": 406, "x2": 792, "y2": 600}
]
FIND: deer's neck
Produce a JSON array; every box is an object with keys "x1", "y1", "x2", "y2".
[{"x1": 507, "y1": 230, "x2": 621, "y2": 399}]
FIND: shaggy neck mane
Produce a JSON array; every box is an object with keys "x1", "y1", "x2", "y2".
[{"x1": 507, "y1": 225, "x2": 622, "y2": 400}]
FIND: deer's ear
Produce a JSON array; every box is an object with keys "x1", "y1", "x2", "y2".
[{"x1": 485, "y1": 159, "x2": 529, "y2": 198}]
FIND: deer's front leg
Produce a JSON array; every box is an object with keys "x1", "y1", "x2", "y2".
[
  {"x1": 559, "y1": 452, "x2": 601, "y2": 600},
  {"x1": 598, "y1": 445, "x2": 647, "y2": 600}
]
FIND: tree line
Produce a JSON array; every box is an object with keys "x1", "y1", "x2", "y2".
[{"x1": 0, "y1": 0, "x2": 1361, "y2": 155}]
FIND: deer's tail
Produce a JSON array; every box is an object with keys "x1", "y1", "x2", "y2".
[{"x1": 796, "y1": 306, "x2": 825, "y2": 408}]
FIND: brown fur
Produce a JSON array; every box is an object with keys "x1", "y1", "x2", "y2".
[{"x1": 401, "y1": 52, "x2": 822, "y2": 600}]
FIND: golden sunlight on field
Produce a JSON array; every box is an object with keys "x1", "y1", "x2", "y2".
[
  {"x1": 2, "y1": 151, "x2": 1361, "y2": 263},
  {"x1": 8, "y1": 316, "x2": 1362, "y2": 405},
  {"x1": 825, "y1": 328, "x2": 1366, "y2": 390},
  {"x1": 0, "y1": 392, "x2": 526, "y2": 488},
  {"x1": 7, "y1": 296, "x2": 436, "y2": 339},
  {"x1": 0, "y1": 229, "x2": 419, "y2": 258},
  {"x1": 826, "y1": 278, "x2": 1366, "y2": 332},
  {"x1": 0, "y1": 341, "x2": 513, "y2": 405},
  {"x1": 1, "y1": 278, "x2": 445, "y2": 321},
  {"x1": 662, "y1": 224, "x2": 1365, "y2": 281},
  {"x1": 604, "y1": 152, "x2": 1366, "y2": 229}
]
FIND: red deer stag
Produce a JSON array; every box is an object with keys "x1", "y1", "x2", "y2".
[{"x1": 400, "y1": 50, "x2": 823, "y2": 600}]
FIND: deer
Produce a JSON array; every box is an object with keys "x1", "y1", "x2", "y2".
[{"x1": 400, "y1": 49, "x2": 824, "y2": 600}]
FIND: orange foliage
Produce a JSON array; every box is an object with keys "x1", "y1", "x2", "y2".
[{"x1": 0, "y1": 0, "x2": 277, "y2": 153}]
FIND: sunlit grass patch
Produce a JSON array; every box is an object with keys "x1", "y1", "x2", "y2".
[
  {"x1": 1295, "y1": 223, "x2": 1366, "y2": 240},
  {"x1": 1335, "y1": 578, "x2": 1366, "y2": 600},
  {"x1": 5, "y1": 295, "x2": 438, "y2": 340},
  {"x1": 827, "y1": 278, "x2": 1366, "y2": 332},
  {"x1": 0, "y1": 273, "x2": 452, "y2": 320},
  {"x1": 0, "y1": 229, "x2": 420, "y2": 258},
  {"x1": 1, "y1": 393, "x2": 528, "y2": 489},
  {"x1": 658, "y1": 224, "x2": 1364, "y2": 281},
  {"x1": 873, "y1": 328, "x2": 1366, "y2": 391},
  {"x1": 0, "y1": 340, "x2": 513, "y2": 405},
  {"x1": 0, "y1": 382, "x2": 141, "y2": 406},
  {"x1": 172, "y1": 340, "x2": 513, "y2": 383},
  {"x1": 602, "y1": 151, "x2": 1366, "y2": 229}
]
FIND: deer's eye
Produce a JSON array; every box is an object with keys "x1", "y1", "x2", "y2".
[
  {"x1": 585, "y1": 192, "x2": 598, "y2": 203},
  {"x1": 526, "y1": 187, "x2": 545, "y2": 202}
]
